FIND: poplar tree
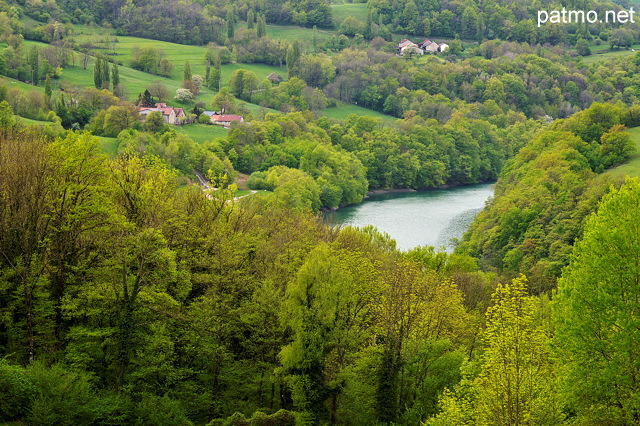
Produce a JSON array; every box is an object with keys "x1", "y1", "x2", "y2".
[
  {"x1": 183, "y1": 60, "x2": 192, "y2": 82},
  {"x1": 101, "y1": 56, "x2": 110, "y2": 90},
  {"x1": 226, "y1": 8, "x2": 235, "y2": 39},
  {"x1": 112, "y1": 61, "x2": 120, "y2": 88},
  {"x1": 44, "y1": 75, "x2": 52, "y2": 104},
  {"x1": 286, "y1": 41, "x2": 301, "y2": 78},
  {"x1": 257, "y1": 14, "x2": 267, "y2": 38},
  {"x1": 27, "y1": 46, "x2": 39, "y2": 85},
  {"x1": 93, "y1": 56, "x2": 102, "y2": 89},
  {"x1": 247, "y1": 9, "x2": 254, "y2": 29}
]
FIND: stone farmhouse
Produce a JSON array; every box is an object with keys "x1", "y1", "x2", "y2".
[
  {"x1": 138, "y1": 103, "x2": 186, "y2": 124},
  {"x1": 399, "y1": 39, "x2": 450, "y2": 55}
]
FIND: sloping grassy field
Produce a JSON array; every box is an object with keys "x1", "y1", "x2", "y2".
[
  {"x1": 581, "y1": 44, "x2": 640, "y2": 64},
  {"x1": 331, "y1": 3, "x2": 368, "y2": 24},
  {"x1": 321, "y1": 103, "x2": 398, "y2": 126},
  {"x1": 174, "y1": 123, "x2": 228, "y2": 143},
  {"x1": 602, "y1": 127, "x2": 640, "y2": 178}
]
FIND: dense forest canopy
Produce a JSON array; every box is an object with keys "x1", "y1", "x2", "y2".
[{"x1": 3, "y1": 0, "x2": 640, "y2": 423}]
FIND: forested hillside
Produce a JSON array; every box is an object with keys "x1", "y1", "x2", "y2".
[{"x1": 3, "y1": 0, "x2": 640, "y2": 423}]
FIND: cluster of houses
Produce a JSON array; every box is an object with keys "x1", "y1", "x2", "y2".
[
  {"x1": 398, "y1": 39, "x2": 449, "y2": 56},
  {"x1": 138, "y1": 103, "x2": 244, "y2": 128}
]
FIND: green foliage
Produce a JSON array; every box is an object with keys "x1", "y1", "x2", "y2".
[
  {"x1": 130, "y1": 46, "x2": 168, "y2": 76},
  {"x1": 25, "y1": 362, "x2": 99, "y2": 425},
  {"x1": 184, "y1": 60, "x2": 192, "y2": 82},
  {"x1": 229, "y1": 69, "x2": 259, "y2": 101},
  {"x1": 459, "y1": 103, "x2": 637, "y2": 291},
  {"x1": 0, "y1": 360, "x2": 36, "y2": 422},
  {"x1": 554, "y1": 177, "x2": 640, "y2": 423},
  {"x1": 429, "y1": 277, "x2": 560, "y2": 425},
  {"x1": 264, "y1": 166, "x2": 321, "y2": 212},
  {"x1": 575, "y1": 38, "x2": 591, "y2": 56},
  {"x1": 134, "y1": 394, "x2": 193, "y2": 425}
]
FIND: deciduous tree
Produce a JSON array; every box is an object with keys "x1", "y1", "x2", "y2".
[{"x1": 554, "y1": 177, "x2": 640, "y2": 423}]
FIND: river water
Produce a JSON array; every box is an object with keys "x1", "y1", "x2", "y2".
[{"x1": 323, "y1": 183, "x2": 494, "y2": 252}]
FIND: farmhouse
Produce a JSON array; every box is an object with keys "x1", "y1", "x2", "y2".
[
  {"x1": 398, "y1": 39, "x2": 422, "y2": 56},
  {"x1": 138, "y1": 103, "x2": 186, "y2": 125},
  {"x1": 267, "y1": 72, "x2": 283, "y2": 84},
  {"x1": 398, "y1": 38, "x2": 451, "y2": 55},
  {"x1": 422, "y1": 41, "x2": 440, "y2": 53},
  {"x1": 210, "y1": 114, "x2": 244, "y2": 128}
]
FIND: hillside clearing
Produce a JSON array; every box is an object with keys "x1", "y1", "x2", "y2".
[{"x1": 602, "y1": 127, "x2": 640, "y2": 178}]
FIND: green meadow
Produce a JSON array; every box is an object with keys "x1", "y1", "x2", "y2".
[
  {"x1": 98, "y1": 135, "x2": 120, "y2": 157},
  {"x1": 321, "y1": 103, "x2": 398, "y2": 126},
  {"x1": 602, "y1": 127, "x2": 640, "y2": 178},
  {"x1": 174, "y1": 123, "x2": 228, "y2": 143},
  {"x1": 581, "y1": 44, "x2": 640, "y2": 64},
  {"x1": 331, "y1": 3, "x2": 368, "y2": 24},
  {"x1": 265, "y1": 24, "x2": 336, "y2": 44}
]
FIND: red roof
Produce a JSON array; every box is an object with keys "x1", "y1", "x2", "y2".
[
  {"x1": 211, "y1": 115, "x2": 243, "y2": 122},
  {"x1": 139, "y1": 103, "x2": 183, "y2": 117}
]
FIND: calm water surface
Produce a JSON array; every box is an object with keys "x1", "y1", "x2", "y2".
[{"x1": 324, "y1": 183, "x2": 494, "y2": 252}]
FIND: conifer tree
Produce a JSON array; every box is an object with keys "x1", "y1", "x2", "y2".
[{"x1": 183, "y1": 60, "x2": 192, "y2": 82}]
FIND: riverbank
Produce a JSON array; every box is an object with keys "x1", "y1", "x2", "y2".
[{"x1": 323, "y1": 183, "x2": 495, "y2": 251}]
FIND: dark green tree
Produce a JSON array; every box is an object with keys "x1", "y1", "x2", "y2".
[
  {"x1": 44, "y1": 75, "x2": 52, "y2": 105},
  {"x1": 27, "y1": 46, "x2": 39, "y2": 85},
  {"x1": 183, "y1": 60, "x2": 192, "y2": 82},
  {"x1": 139, "y1": 89, "x2": 155, "y2": 107},
  {"x1": 286, "y1": 41, "x2": 301, "y2": 78},
  {"x1": 112, "y1": 61, "x2": 120, "y2": 88},
  {"x1": 575, "y1": 38, "x2": 591, "y2": 56},
  {"x1": 101, "y1": 56, "x2": 110, "y2": 90},
  {"x1": 226, "y1": 8, "x2": 235, "y2": 39},
  {"x1": 247, "y1": 9, "x2": 255, "y2": 29},
  {"x1": 257, "y1": 14, "x2": 267, "y2": 38},
  {"x1": 93, "y1": 57, "x2": 103, "y2": 90}
]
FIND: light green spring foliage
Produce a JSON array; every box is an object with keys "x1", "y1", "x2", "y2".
[
  {"x1": 279, "y1": 242, "x2": 381, "y2": 421},
  {"x1": 429, "y1": 276, "x2": 560, "y2": 426},
  {"x1": 554, "y1": 177, "x2": 640, "y2": 424}
]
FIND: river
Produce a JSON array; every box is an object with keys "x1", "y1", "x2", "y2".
[{"x1": 323, "y1": 183, "x2": 494, "y2": 252}]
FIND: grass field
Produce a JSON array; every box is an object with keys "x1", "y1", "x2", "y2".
[
  {"x1": 0, "y1": 74, "x2": 45, "y2": 94},
  {"x1": 15, "y1": 116, "x2": 56, "y2": 126},
  {"x1": 581, "y1": 44, "x2": 640, "y2": 64},
  {"x1": 321, "y1": 103, "x2": 398, "y2": 126},
  {"x1": 602, "y1": 127, "x2": 640, "y2": 178},
  {"x1": 265, "y1": 24, "x2": 336, "y2": 46},
  {"x1": 71, "y1": 27, "x2": 286, "y2": 86},
  {"x1": 331, "y1": 3, "x2": 368, "y2": 24},
  {"x1": 22, "y1": 33, "x2": 286, "y2": 109},
  {"x1": 15, "y1": 115, "x2": 121, "y2": 156},
  {"x1": 98, "y1": 136, "x2": 120, "y2": 157},
  {"x1": 174, "y1": 124, "x2": 228, "y2": 143}
]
